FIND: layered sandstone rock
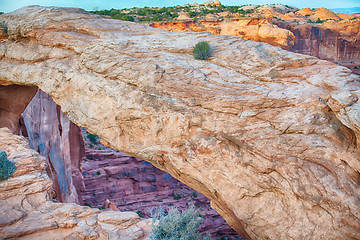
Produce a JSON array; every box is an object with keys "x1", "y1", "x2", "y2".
[
  {"x1": 1, "y1": 6, "x2": 360, "y2": 239},
  {"x1": 275, "y1": 19, "x2": 360, "y2": 65},
  {"x1": 23, "y1": 89, "x2": 85, "y2": 204},
  {"x1": 151, "y1": 19, "x2": 295, "y2": 49},
  {"x1": 0, "y1": 128, "x2": 151, "y2": 239}
]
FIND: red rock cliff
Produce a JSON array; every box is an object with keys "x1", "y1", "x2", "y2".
[{"x1": 23, "y1": 90, "x2": 85, "y2": 204}]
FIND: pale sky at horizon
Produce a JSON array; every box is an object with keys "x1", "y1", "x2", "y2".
[{"x1": 1, "y1": 0, "x2": 359, "y2": 13}]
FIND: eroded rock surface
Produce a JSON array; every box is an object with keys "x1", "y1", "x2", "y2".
[
  {"x1": 1, "y1": 6, "x2": 360, "y2": 239},
  {"x1": 0, "y1": 127, "x2": 151, "y2": 239},
  {"x1": 23, "y1": 89, "x2": 85, "y2": 204}
]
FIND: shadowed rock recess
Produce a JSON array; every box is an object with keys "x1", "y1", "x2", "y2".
[{"x1": 1, "y1": 6, "x2": 360, "y2": 239}]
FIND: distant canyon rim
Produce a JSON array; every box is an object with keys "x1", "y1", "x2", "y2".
[{"x1": 0, "y1": 5, "x2": 360, "y2": 240}]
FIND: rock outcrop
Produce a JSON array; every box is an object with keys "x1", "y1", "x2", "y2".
[
  {"x1": 1, "y1": 6, "x2": 360, "y2": 239},
  {"x1": 0, "y1": 127, "x2": 151, "y2": 239},
  {"x1": 23, "y1": 89, "x2": 85, "y2": 204},
  {"x1": 151, "y1": 19, "x2": 296, "y2": 50}
]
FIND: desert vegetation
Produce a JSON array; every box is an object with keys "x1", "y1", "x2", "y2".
[
  {"x1": 0, "y1": 151, "x2": 16, "y2": 181},
  {"x1": 150, "y1": 205, "x2": 211, "y2": 240},
  {"x1": 193, "y1": 41, "x2": 211, "y2": 60},
  {"x1": 90, "y1": 3, "x2": 259, "y2": 22},
  {"x1": 89, "y1": 2, "x2": 356, "y2": 24}
]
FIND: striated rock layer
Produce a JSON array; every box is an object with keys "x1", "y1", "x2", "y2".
[
  {"x1": 23, "y1": 89, "x2": 86, "y2": 204},
  {"x1": 0, "y1": 128, "x2": 151, "y2": 239},
  {"x1": 1, "y1": 6, "x2": 360, "y2": 239},
  {"x1": 274, "y1": 19, "x2": 360, "y2": 65}
]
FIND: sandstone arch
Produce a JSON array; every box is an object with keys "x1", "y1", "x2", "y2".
[{"x1": 1, "y1": 6, "x2": 360, "y2": 239}]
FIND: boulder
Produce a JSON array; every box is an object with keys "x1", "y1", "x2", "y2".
[{"x1": 1, "y1": 6, "x2": 360, "y2": 239}]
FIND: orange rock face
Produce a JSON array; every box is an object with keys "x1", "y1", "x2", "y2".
[
  {"x1": 310, "y1": 8, "x2": 340, "y2": 21},
  {"x1": 337, "y1": 13, "x2": 355, "y2": 20},
  {"x1": 151, "y1": 18, "x2": 295, "y2": 50},
  {"x1": 295, "y1": 8, "x2": 313, "y2": 16}
]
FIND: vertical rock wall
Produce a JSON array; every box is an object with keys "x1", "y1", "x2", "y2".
[
  {"x1": 0, "y1": 85, "x2": 37, "y2": 133},
  {"x1": 274, "y1": 20, "x2": 360, "y2": 65},
  {"x1": 23, "y1": 90, "x2": 85, "y2": 204}
]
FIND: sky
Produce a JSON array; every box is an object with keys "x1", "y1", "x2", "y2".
[{"x1": 1, "y1": 0, "x2": 359, "y2": 13}]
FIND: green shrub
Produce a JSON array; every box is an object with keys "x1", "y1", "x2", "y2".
[
  {"x1": 120, "y1": 15, "x2": 134, "y2": 21},
  {"x1": 0, "y1": 151, "x2": 16, "y2": 181},
  {"x1": 354, "y1": 66, "x2": 358, "y2": 69},
  {"x1": 173, "y1": 195, "x2": 182, "y2": 200},
  {"x1": 87, "y1": 133, "x2": 98, "y2": 144},
  {"x1": 1, "y1": 22, "x2": 8, "y2": 36},
  {"x1": 193, "y1": 41, "x2": 211, "y2": 60},
  {"x1": 137, "y1": 210, "x2": 144, "y2": 218},
  {"x1": 150, "y1": 205, "x2": 211, "y2": 240}
]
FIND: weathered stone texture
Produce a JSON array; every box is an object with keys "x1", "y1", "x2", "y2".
[
  {"x1": 23, "y1": 89, "x2": 85, "y2": 204},
  {"x1": 1, "y1": 6, "x2": 360, "y2": 239},
  {"x1": 0, "y1": 128, "x2": 151, "y2": 239}
]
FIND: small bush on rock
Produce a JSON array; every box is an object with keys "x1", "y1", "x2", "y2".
[
  {"x1": 1, "y1": 22, "x2": 8, "y2": 36},
  {"x1": 193, "y1": 41, "x2": 211, "y2": 60},
  {"x1": 87, "y1": 133, "x2": 98, "y2": 144},
  {"x1": 0, "y1": 151, "x2": 16, "y2": 181},
  {"x1": 150, "y1": 205, "x2": 211, "y2": 240}
]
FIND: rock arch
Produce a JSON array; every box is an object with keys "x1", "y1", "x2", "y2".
[{"x1": 1, "y1": 6, "x2": 360, "y2": 239}]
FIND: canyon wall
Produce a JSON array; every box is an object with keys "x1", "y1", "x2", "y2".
[
  {"x1": 0, "y1": 127, "x2": 151, "y2": 239},
  {"x1": 150, "y1": 18, "x2": 360, "y2": 70},
  {"x1": 274, "y1": 20, "x2": 360, "y2": 65},
  {"x1": 23, "y1": 90, "x2": 85, "y2": 204},
  {"x1": 1, "y1": 6, "x2": 360, "y2": 239}
]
